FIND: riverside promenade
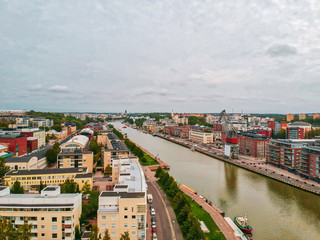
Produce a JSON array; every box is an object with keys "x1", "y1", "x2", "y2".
[{"x1": 155, "y1": 133, "x2": 320, "y2": 196}]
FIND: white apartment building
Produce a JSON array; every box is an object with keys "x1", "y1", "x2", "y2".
[
  {"x1": 189, "y1": 130, "x2": 214, "y2": 144},
  {"x1": 98, "y1": 158, "x2": 147, "y2": 240},
  {"x1": 0, "y1": 186, "x2": 82, "y2": 240}
]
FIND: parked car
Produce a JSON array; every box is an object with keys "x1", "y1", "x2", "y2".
[
  {"x1": 151, "y1": 208, "x2": 156, "y2": 216},
  {"x1": 152, "y1": 233, "x2": 158, "y2": 239},
  {"x1": 151, "y1": 216, "x2": 156, "y2": 224}
]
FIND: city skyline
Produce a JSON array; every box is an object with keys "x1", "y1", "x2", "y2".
[{"x1": 1, "y1": 1, "x2": 320, "y2": 113}]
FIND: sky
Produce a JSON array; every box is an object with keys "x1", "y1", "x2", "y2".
[{"x1": 1, "y1": 0, "x2": 320, "y2": 114}]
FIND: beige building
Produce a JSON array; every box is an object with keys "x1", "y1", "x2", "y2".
[
  {"x1": 0, "y1": 186, "x2": 81, "y2": 240},
  {"x1": 4, "y1": 168, "x2": 92, "y2": 192},
  {"x1": 299, "y1": 113, "x2": 306, "y2": 120},
  {"x1": 189, "y1": 130, "x2": 214, "y2": 144},
  {"x1": 314, "y1": 113, "x2": 320, "y2": 120},
  {"x1": 286, "y1": 113, "x2": 295, "y2": 122},
  {"x1": 47, "y1": 130, "x2": 68, "y2": 139},
  {"x1": 98, "y1": 158, "x2": 147, "y2": 240},
  {"x1": 58, "y1": 135, "x2": 93, "y2": 173},
  {"x1": 102, "y1": 133, "x2": 130, "y2": 170}
]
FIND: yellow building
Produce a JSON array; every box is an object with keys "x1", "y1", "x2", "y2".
[
  {"x1": 286, "y1": 113, "x2": 295, "y2": 122},
  {"x1": 98, "y1": 158, "x2": 147, "y2": 240},
  {"x1": 58, "y1": 135, "x2": 94, "y2": 173},
  {"x1": 189, "y1": 130, "x2": 214, "y2": 144},
  {"x1": 4, "y1": 168, "x2": 92, "y2": 191},
  {"x1": 299, "y1": 113, "x2": 306, "y2": 120},
  {"x1": 0, "y1": 186, "x2": 81, "y2": 240},
  {"x1": 47, "y1": 130, "x2": 68, "y2": 139}
]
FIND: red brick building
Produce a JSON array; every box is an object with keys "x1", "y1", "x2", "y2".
[
  {"x1": 299, "y1": 146, "x2": 320, "y2": 182},
  {"x1": 237, "y1": 133, "x2": 270, "y2": 158},
  {"x1": 27, "y1": 137, "x2": 38, "y2": 153},
  {"x1": 287, "y1": 127, "x2": 304, "y2": 139},
  {"x1": 163, "y1": 126, "x2": 191, "y2": 138},
  {"x1": 0, "y1": 135, "x2": 27, "y2": 157}
]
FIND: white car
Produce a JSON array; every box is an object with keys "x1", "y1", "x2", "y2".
[{"x1": 151, "y1": 209, "x2": 156, "y2": 216}]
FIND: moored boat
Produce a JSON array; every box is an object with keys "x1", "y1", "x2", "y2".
[{"x1": 234, "y1": 215, "x2": 252, "y2": 234}]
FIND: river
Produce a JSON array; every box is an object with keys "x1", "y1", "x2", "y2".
[{"x1": 114, "y1": 122, "x2": 320, "y2": 240}]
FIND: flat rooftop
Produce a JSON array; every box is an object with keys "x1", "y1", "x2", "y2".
[{"x1": 100, "y1": 192, "x2": 145, "y2": 198}]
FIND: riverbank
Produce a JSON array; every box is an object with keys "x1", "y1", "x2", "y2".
[{"x1": 153, "y1": 133, "x2": 320, "y2": 196}]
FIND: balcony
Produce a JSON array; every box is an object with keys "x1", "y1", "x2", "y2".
[
  {"x1": 64, "y1": 220, "x2": 72, "y2": 225},
  {"x1": 65, "y1": 237, "x2": 72, "y2": 240},
  {"x1": 28, "y1": 221, "x2": 37, "y2": 225},
  {"x1": 65, "y1": 228, "x2": 72, "y2": 233},
  {"x1": 31, "y1": 228, "x2": 38, "y2": 233},
  {"x1": 15, "y1": 220, "x2": 24, "y2": 225}
]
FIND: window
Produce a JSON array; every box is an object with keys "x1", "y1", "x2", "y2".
[
  {"x1": 102, "y1": 216, "x2": 106, "y2": 220},
  {"x1": 102, "y1": 232, "x2": 105, "y2": 237},
  {"x1": 111, "y1": 224, "x2": 116, "y2": 228},
  {"x1": 111, "y1": 216, "x2": 116, "y2": 220},
  {"x1": 111, "y1": 232, "x2": 116, "y2": 237},
  {"x1": 52, "y1": 225, "x2": 57, "y2": 231},
  {"x1": 124, "y1": 207, "x2": 128, "y2": 211},
  {"x1": 41, "y1": 233, "x2": 45, "y2": 237},
  {"x1": 102, "y1": 224, "x2": 106, "y2": 229},
  {"x1": 124, "y1": 215, "x2": 128, "y2": 219},
  {"x1": 41, "y1": 225, "x2": 44, "y2": 229},
  {"x1": 132, "y1": 207, "x2": 134, "y2": 212},
  {"x1": 52, "y1": 217, "x2": 57, "y2": 222},
  {"x1": 124, "y1": 224, "x2": 128, "y2": 228},
  {"x1": 52, "y1": 233, "x2": 57, "y2": 239},
  {"x1": 41, "y1": 217, "x2": 44, "y2": 221},
  {"x1": 132, "y1": 231, "x2": 136, "y2": 236},
  {"x1": 132, "y1": 215, "x2": 136, "y2": 220},
  {"x1": 132, "y1": 224, "x2": 136, "y2": 228}
]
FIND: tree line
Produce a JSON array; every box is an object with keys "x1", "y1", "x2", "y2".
[
  {"x1": 155, "y1": 167, "x2": 205, "y2": 240},
  {"x1": 124, "y1": 138, "x2": 147, "y2": 163}
]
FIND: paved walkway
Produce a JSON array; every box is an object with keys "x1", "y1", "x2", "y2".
[{"x1": 180, "y1": 185, "x2": 240, "y2": 240}]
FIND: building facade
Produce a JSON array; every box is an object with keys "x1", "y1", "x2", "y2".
[
  {"x1": 4, "y1": 168, "x2": 92, "y2": 191},
  {"x1": 0, "y1": 135, "x2": 27, "y2": 157},
  {"x1": 286, "y1": 113, "x2": 295, "y2": 122},
  {"x1": 189, "y1": 130, "x2": 214, "y2": 144},
  {"x1": 0, "y1": 186, "x2": 81, "y2": 240},
  {"x1": 299, "y1": 146, "x2": 320, "y2": 182},
  {"x1": 237, "y1": 133, "x2": 270, "y2": 158}
]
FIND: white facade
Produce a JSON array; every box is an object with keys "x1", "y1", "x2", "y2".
[{"x1": 189, "y1": 130, "x2": 214, "y2": 144}]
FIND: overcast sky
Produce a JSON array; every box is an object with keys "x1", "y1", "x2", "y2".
[{"x1": 1, "y1": 0, "x2": 320, "y2": 113}]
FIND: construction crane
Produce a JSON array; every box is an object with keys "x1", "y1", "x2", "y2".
[{"x1": 219, "y1": 110, "x2": 239, "y2": 159}]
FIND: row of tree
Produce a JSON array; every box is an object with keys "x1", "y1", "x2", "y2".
[
  {"x1": 124, "y1": 138, "x2": 147, "y2": 163},
  {"x1": 77, "y1": 226, "x2": 131, "y2": 240},
  {"x1": 109, "y1": 125, "x2": 124, "y2": 140},
  {"x1": 155, "y1": 167, "x2": 205, "y2": 240},
  {"x1": 0, "y1": 218, "x2": 31, "y2": 240},
  {"x1": 89, "y1": 138, "x2": 102, "y2": 164}
]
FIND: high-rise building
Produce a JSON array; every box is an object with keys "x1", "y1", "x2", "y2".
[
  {"x1": 286, "y1": 113, "x2": 295, "y2": 122},
  {"x1": 0, "y1": 186, "x2": 82, "y2": 240},
  {"x1": 313, "y1": 113, "x2": 320, "y2": 120},
  {"x1": 299, "y1": 113, "x2": 306, "y2": 120}
]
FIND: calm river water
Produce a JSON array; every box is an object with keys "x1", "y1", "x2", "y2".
[{"x1": 114, "y1": 122, "x2": 320, "y2": 240}]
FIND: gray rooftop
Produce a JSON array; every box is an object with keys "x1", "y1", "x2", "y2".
[
  {"x1": 100, "y1": 191, "x2": 145, "y2": 198},
  {"x1": 6, "y1": 167, "x2": 88, "y2": 176}
]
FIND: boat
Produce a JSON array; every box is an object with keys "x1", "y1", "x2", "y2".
[
  {"x1": 234, "y1": 215, "x2": 252, "y2": 234},
  {"x1": 123, "y1": 126, "x2": 127, "y2": 128}
]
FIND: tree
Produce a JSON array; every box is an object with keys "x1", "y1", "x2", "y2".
[
  {"x1": 155, "y1": 166, "x2": 163, "y2": 178},
  {"x1": 52, "y1": 142, "x2": 60, "y2": 153},
  {"x1": 104, "y1": 164, "x2": 112, "y2": 175},
  {"x1": 276, "y1": 129, "x2": 286, "y2": 139},
  {"x1": 11, "y1": 181, "x2": 24, "y2": 194},
  {"x1": 271, "y1": 129, "x2": 275, "y2": 139},
  {"x1": 45, "y1": 148, "x2": 57, "y2": 165},
  {"x1": 102, "y1": 228, "x2": 111, "y2": 240},
  {"x1": 0, "y1": 218, "x2": 31, "y2": 240},
  {"x1": 186, "y1": 224, "x2": 205, "y2": 240},
  {"x1": 89, "y1": 225, "x2": 101, "y2": 240},
  {"x1": 177, "y1": 205, "x2": 191, "y2": 225},
  {"x1": 120, "y1": 231, "x2": 130, "y2": 240},
  {"x1": 82, "y1": 182, "x2": 91, "y2": 194},
  {"x1": 75, "y1": 225, "x2": 81, "y2": 240},
  {"x1": 0, "y1": 157, "x2": 10, "y2": 178},
  {"x1": 38, "y1": 181, "x2": 46, "y2": 193},
  {"x1": 52, "y1": 124, "x2": 62, "y2": 132},
  {"x1": 17, "y1": 223, "x2": 32, "y2": 240},
  {"x1": 60, "y1": 179, "x2": 79, "y2": 193}
]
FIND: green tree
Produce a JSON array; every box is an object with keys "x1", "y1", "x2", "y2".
[
  {"x1": 45, "y1": 134, "x2": 50, "y2": 143},
  {"x1": 186, "y1": 223, "x2": 205, "y2": 240},
  {"x1": 89, "y1": 225, "x2": 101, "y2": 240},
  {"x1": 52, "y1": 141, "x2": 61, "y2": 153},
  {"x1": 45, "y1": 148, "x2": 57, "y2": 165},
  {"x1": 60, "y1": 179, "x2": 79, "y2": 193},
  {"x1": 11, "y1": 181, "x2": 24, "y2": 194},
  {"x1": 0, "y1": 157, "x2": 10, "y2": 178},
  {"x1": 75, "y1": 225, "x2": 81, "y2": 240},
  {"x1": 155, "y1": 166, "x2": 163, "y2": 178},
  {"x1": 52, "y1": 124, "x2": 62, "y2": 132},
  {"x1": 177, "y1": 205, "x2": 191, "y2": 225},
  {"x1": 276, "y1": 129, "x2": 286, "y2": 139},
  {"x1": 17, "y1": 223, "x2": 32, "y2": 240},
  {"x1": 271, "y1": 129, "x2": 275, "y2": 139},
  {"x1": 104, "y1": 164, "x2": 112, "y2": 175},
  {"x1": 102, "y1": 228, "x2": 112, "y2": 240},
  {"x1": 82, "y1": 182, "x2": 92, "y2": 194},
  {"x1": 120, "y1": 231, "x2": 130, "y2": 240},
  {"x1": 0, "y1": 218, "x2": 31, "y2": 240}
]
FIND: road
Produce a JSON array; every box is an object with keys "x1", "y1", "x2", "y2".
[{"x1": 144, "y1": 167, "x2": 183, "y2": 240}]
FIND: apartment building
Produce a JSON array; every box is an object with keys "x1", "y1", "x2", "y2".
[
  {"x1": 286, "y1": 113, "x2": 295, "y2": 122},
  {"x1": 299, "y1": 146, "x2": 320, "y2": 182},
  {"x1": 102, "y1": 133, "x2": 130, "y2": 170},
  {"x1": 299, "y1": 113, "x2": 307, "y2": 120},
  {"x1": 287, "y1": 127, "x2": 304, "y2": 139},
  {"x1": 4, "y1": 168, "x2": 92, "y2": 191},
  {"x1": 287, "y1": 121, "x2": 312, "y2": 138},
  {"x1": 58, "y1": 135, "x2": 93, "y2": 173},
  {"x1": 189, "y1": 130, "x2": 214, "y2": 144},
  {"x1": 97, "y1": 158, "x2": 147, "y2": 240},
  {"x1": 0, "y1": 186, "x2": 81, "y2": 240},
  {"x1": 267, "y1": 139, "x2": 315, "y2": 172},
  {"x1": 0, "y1": 134, "x2": 28, "y2": 157},
  {"x1": 237, "y1": 133, "x2": 270, "y2": 158}
]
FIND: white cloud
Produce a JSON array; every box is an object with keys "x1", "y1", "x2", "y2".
[{"x1": 48, "y1": 85, "x2": 69, "y2": 93}]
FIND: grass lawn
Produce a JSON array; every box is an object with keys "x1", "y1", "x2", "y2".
[
  {"x1": 185, "y1": 195, "x2": 226, "y2": 240},
  {"x1": 140, "y1": 153, "x2": 159, "y2": 166}
]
